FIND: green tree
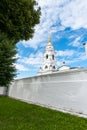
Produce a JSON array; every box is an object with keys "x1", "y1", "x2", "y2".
[
  {"x1": 0, "y1": 0, "x2": 41, "y2": 41},
  {"x1": 0, "y1": 0, "x2": 41, "y2": 92},
  {"x1": 0, "y1": 34, "x2": 17, "y2": 95}
]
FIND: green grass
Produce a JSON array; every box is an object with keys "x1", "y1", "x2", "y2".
[{"x1": 0, "y1": 97, "x2": 87, "y2": 130}]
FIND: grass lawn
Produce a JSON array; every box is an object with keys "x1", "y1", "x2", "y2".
[{"x1": 0, "y1": 97, "x2": 87, "y2": 130}]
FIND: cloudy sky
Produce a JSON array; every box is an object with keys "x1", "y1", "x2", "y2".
[{"x1": 15, "y1": 0, "x2": 87, "y2": 79}]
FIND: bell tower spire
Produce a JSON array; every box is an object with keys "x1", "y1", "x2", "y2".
[{"x1": 48, "y1": 30, "x2": 51, "y2": 42}]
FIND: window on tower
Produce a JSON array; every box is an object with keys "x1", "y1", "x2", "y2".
[
  {"x1": 52, "y1": 55, "x2": 54, "y2": 60},
  {"x1": 45, "y1": 65, "x2": 48, "y2": 69},
  {"x1": 53, "y1": 66, "x2": 55, "y2": 69},
  {"x1": 46, "y1": 54, "x2": 48, "y2": 59}
]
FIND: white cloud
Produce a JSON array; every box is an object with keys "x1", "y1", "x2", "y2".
[
  {"x1": 18, "y1": 51, "x2": 43, "y2": 66},
  {"x1": 22, "y1": 57, "x2": 42, "y2": 65},
  {"x1": 20, "y1": 0, "x2": 87, "y2": 49},
  {"x1": 14, "y1": 54, "x2": 21, "y2": 59},
  {"x1": 56, "y1": 50, "x2": 75, "y2": 57},
  {"x1": 15, "y1": 64, "x2": 29, "y2": 71},
  {"x1": 57, "y1": 50, "x2": 87, "y2": 67},
  {"x1": 21, "y1": 0, "x2": 67, "y2": 49},
  {"x1": 69, "y1": 36, "x2": 81, "y2": 47},
  {"x1": 59, "y1": 0, "x2": 87, "y2": 29},
  {"x1": 77, "y1": 51, "x2": 87, "y2": 61}
]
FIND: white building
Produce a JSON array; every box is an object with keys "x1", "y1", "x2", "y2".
[
  {"x1": 39, "y1": 37, "x2": 57, "y2": 75},
  {"x1": 38, "y1": 36, "x2": 72, "y2": 75},
  {"x1": 58, "y1": 62, "x2": 70, "y2": 71}
]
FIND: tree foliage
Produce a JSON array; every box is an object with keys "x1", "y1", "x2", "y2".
[
  {"x1": 0, "y1": 0, "x2": 41, "y2": 41},
  {"x1": 0, "y1": 0, "x2": 41, "y2": 89},
  {"x1": 0, "y1": 34, "x2": 17, "y2": 88}
]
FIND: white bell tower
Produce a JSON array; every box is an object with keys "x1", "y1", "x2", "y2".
[{"x1": 39, "y1": 35, "x2": 57, "y2": 75}]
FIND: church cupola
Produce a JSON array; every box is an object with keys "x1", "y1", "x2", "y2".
[{"x1": 39, "y1": 35, "x2": 57, "y2": 75}]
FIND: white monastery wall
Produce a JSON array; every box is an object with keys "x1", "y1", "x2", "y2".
[{"x1": 8, "y1": 68, "x2": 87, "y2": 116}]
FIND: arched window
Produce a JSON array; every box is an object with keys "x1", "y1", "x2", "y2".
[
  {"x1": 46, "y1": 54, "x2": 48, "y2": 59},
  {"x1": 53, "y1": 66, "x2": 55, "y2": 69},
  {"x1": 45, "y1": 65, "x2": 48, "y2": 69},
  {"x1": 52, "y1": 55, "x2": 54, "y2": 60}
]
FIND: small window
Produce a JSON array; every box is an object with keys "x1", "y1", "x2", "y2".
[
  {"x1": 53, "y1": 66, "x2": 55, "y2": 69},
  {"x1": 46, "y1": 54, "x2": 48, "y2": 59},
  {"x1": 52, "y1": 55, "x2": 54, "y2": 60},
  {"x1": 45, "y1": 65, "x2": 48, "y2": 69}
]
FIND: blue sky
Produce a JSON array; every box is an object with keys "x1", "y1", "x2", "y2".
[{"x1": 15, "y1": 0, "x2": 87, "y2": 79}]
